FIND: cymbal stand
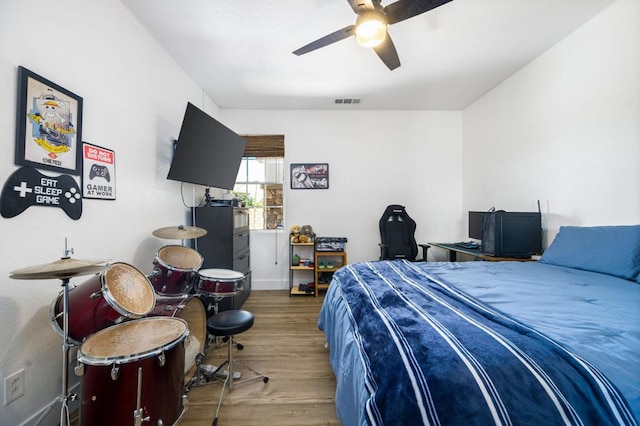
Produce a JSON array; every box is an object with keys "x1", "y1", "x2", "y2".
[
  {"x1": 34, "y1": 275, "x2": 76, "y2": 426},
  {"x1": 35, "y1": 244, "x2": 76, "y2": 426}
]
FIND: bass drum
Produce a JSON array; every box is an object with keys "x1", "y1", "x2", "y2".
[
  {"x1": 76, "y1": 317, "x2": 188, "y2": 426},
  {"x1": 147, "y1": 295, "x2": 206, "y2": 380}
]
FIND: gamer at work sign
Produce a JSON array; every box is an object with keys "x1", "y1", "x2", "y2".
[{"x1": 83, "y1": 143, "x2": 116, "y2": 200}]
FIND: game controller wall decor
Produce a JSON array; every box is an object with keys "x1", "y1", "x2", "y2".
[
  {"x1": 15, "y1": 66, "x2": 83, "y2": 175},
  {"x1": 82, "y1": 142, "x2": 116, "y2": 200},
  {"x1": 1, "y1": 167, "x2": 82, "y2": 220}
]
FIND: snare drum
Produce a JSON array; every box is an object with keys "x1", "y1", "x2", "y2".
[
  {"x1": 76, "y1": 317, "x2": 188, "y2": 426},
  {"x1": 147, "y1": 295, "x2": 206, "y2": 380},
  {"x1": 150, "y1": 245, "x2": 203, "y2": 296},
  {"x1": 50, "y1": 263, "x2": 156, "y2": 343},
  {"x1": 196, "y1": 268, "x2": 245, "y2": 297}
]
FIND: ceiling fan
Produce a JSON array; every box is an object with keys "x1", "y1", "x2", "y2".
[{"x1": 292, "y1": 0, "x2": 454, "y2": 71}]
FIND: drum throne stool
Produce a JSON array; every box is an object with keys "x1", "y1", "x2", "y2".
[{"x1": 205, "y1": 309, "x2": 269, "y2": 425}]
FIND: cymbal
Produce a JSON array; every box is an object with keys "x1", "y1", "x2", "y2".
[
  {"x1": 9, "y1": 258, "x2": 109, "y2": 280},
  {"x1": 10, "y1": 265, "x2": 109, "y2": 280},
  {"x1": 152, "y1": 225, "x2": 207, "y2": 240}
]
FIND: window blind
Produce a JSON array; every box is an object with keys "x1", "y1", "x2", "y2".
[{"x1": 241, "y1": 135, "x2": 284, "y2": 157}]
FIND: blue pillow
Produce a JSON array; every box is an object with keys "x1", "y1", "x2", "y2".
[{"x1": 540, "y1": 225, "x2": 640, "y2": 281}]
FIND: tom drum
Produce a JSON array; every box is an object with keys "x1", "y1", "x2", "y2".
[
  {"x1": 150, "y1": 245, "x2": 203, "y2": 296},
  {"x1": 50, "y1": 262, "x2": 156, "y2": 343}
]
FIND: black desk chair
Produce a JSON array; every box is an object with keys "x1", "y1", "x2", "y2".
[{"x1": 379, "y1": 204, "x2": 429, "y2": 261}]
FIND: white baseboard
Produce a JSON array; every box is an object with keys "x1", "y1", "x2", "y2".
[{"x1": 250, "y1": 279, "x2": 288, "y2": 291}]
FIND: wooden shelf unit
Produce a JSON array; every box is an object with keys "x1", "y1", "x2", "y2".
[
  {"x1": 289, "y1": 242, "x2": 315, "y2": 296},
  {"x1": 314, "y1": 250, "x2": 347, "y2": 297},
  {"x1": 289, "y1": 239, "x2": 348, "y2": 297}
]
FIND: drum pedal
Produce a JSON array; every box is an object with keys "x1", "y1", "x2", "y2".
[{"x1": 201, "y1": 364, "x2": 241, "y2": 379}]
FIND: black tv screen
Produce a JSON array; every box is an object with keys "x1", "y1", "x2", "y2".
[{"x1": 167, "y1": 102, "x2": 246, "y2": 190}]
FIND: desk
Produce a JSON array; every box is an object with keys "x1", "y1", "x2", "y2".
[{"x1": 429, "y1": 243, "x2": 537, "y2": 262}]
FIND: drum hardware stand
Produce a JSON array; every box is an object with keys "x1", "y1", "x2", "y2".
[
  {"x1": 36, "y1": 246, "x2": 77, "y2": 426},
  {"x1": 34, "y1": 276, "x2": 78, "y2": 426},
  {"x1": 10, "y1": 240, "x2": 109, "y2": 426},
  {"x1": 134, "y1": 367, "x2": 150, "y2": 425},
  {"x1": 210, "y1": 340, "x2": 268, "y2": 426}
]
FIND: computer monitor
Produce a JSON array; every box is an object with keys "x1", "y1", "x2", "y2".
[{"x1": 468, "y1": 211, "x2": 483, "y2": 240}]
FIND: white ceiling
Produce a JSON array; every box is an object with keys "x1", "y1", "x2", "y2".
[{"x1": 121, "y1": 0, "x2": 616, "y2": 110}]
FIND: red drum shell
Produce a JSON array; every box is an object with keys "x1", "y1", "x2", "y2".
[
  {"x1": 146, "y1": 295, "x2": 206, "y2": 380},
  {"x1": 150, "y1": 245, "x2": 203, "y2": 296},
  {"x1": 77, "y1": 317, "x2": 188, "y2": 426},
  {"x1": 196, "y1": 268, "x2": 245, "y2": 297},
  {"x1": 50, "y1": 262, "x2": 155, "y2": 343}
]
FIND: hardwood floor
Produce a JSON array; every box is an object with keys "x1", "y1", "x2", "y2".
[{"x1": 180, "y1": 290, "x2": 340, "y2": 425}]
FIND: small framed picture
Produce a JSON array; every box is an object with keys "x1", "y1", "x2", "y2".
[
  {"x1": 82, "y1": 143, "x2": 116, "y2": 200},
  {"x1": 15, "y1": 66, "x2": 83, "y2": 175},
  {"x1": 290, "y1": 163, "x2": 329, "y2": 189}
]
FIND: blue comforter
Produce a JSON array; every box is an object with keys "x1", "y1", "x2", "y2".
[{"x1": 319, "y1": 260, "x2": 638, "y2": 425}]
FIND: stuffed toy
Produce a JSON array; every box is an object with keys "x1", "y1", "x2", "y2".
[
  {"x1": 290, "y1": 224, "x2": 315, "y2": 243},
  {"x1": 299, "y1": 225, "x2": 316, "y2": 243},
  {"x1": 290, "y1": 225, "x2": 301, "y2": 243}
]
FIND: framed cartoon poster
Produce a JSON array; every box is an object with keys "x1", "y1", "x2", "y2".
[
  {"x1": 82, "y1": 143, "x2": 116, "y2": 200},
  {"x1": 290, "y1": 163, "x2": 329, "y2": 189},
  {"x1": 15, "y1": 66, "x2": 83, "y2": 175}
]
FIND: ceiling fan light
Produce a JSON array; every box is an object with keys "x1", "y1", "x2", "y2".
[{"x1": 355, "y1": 12, "x2": 387, "y2": 48}]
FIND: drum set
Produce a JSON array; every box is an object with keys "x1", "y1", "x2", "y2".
[{"x1": 10, "y1": 227, "x2": 248, "y2": 426}]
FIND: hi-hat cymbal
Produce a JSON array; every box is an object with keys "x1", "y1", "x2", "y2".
[
  {"x1": 9, "y1": 258, "x2": 109, "y2": 280},
  {"x1": 152, "y1": 225, "x2": 207, "y2": 240}
]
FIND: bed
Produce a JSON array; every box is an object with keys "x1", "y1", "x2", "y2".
[{"x1": 318, "y1": 225, "x2": 640, "y2": 425}]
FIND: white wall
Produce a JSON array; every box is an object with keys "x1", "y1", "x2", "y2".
[
  {"x1": 2, "y1": 0, "x2": 637, "y2": 423},
  {"x1": 0, "y1": 0, "x2": 220, "y2": 424},
  {"x1": 219, "y1": 109, "x2": 463, "y2": 290},
  {"x1": 462, "y1": 0, "x2": 640, "y2": 246}
]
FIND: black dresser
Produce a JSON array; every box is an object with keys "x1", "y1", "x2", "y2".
[{"x1": 192, "y1": 206, "x2": 251, "y2": 312}]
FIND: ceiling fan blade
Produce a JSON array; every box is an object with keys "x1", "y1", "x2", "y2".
[
  {"x1": 346, "y1": 0, "x2": 361, "y2": 14},
  {"x1": 384, "y1": 0, "x2": 454, "y2": 26},
  {"x1": 293, "y1": 25, "x2": 356, "y2": 56},
  {"x1": 373, "y1": 33, "x2": 401, "y2": 70},
  {"x1": 346, "y1": 0, "x2": 382, "y2": 13}
]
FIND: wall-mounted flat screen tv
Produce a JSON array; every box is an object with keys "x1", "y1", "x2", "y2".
[{"x1": 167, "y1": 102, "x2": 246, "y2": 190}]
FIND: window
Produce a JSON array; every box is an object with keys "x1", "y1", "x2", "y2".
[{"x1": 233, "y1": 135, "x2": 284, "y2": 230}]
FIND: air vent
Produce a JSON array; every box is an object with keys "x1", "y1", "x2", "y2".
[{"x1": 334, "y1": 98, "x2": 362, "y2": 105}]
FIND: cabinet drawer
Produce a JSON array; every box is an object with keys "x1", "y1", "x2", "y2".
[
  {"x1": 233, "y1": 249, "x2": 250, "y2": 273},
  {"x1": 233, "y1": 231, "x2": 250, "y2": 255}
]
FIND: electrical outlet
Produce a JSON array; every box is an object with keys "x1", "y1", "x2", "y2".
[{"x1": 4, "y1": 369, "x2": 25, "y2": 405}]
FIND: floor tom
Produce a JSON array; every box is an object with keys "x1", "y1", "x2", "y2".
[{"x1": 76, "y1": 317, "x2": 188, "y2": 426}]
